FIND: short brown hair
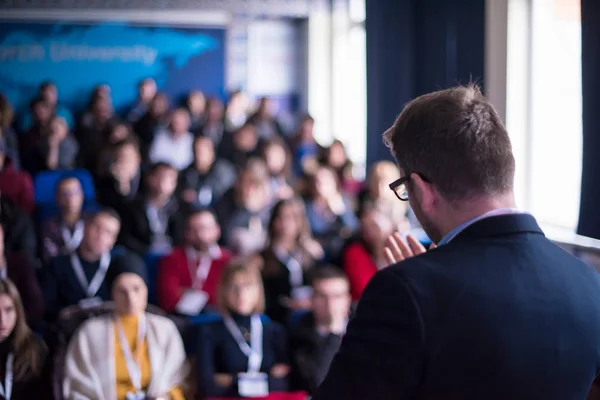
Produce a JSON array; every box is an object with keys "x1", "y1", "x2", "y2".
[
  {"x1": 217, "y1": 256, "x2": 265, "y2": 315},
  {"x1": 383, "y1": 84, "x2": 515, "y2": 201}
]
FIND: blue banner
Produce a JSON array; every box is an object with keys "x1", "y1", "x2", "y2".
[{"x1": 0, "y1": 21, "x2": 225, "y2": 115}]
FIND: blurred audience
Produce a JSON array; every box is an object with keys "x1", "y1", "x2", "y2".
[
  {"x1": 261, "y1": 198, "x2": 323, "y2": 323},
  {"x1": 195, "y1": 259, "x2": 290, "y2": 398},
  {"x1": 179, "y1": 136, "x2": 237, "y2": 209},
  {"x1": 148, "y1": 108, "x2": 194, "y2": 171},
  {"x1": 39, "y1": 176, "x2": 86, "y2": 263},
  {"x1": 64, "y1": 254, "x2": 187, "y2": 400},
  {"x1": 128, "y1": 78, "x2": 158, "y2": 123},
  {"x1": 0, "y1": 279, "x2": 51, "y2": 399},
  {"x1": 248, "y1": 97, "x2": 285, "y2": 139},
  {"x1": 119, "y1": 162, "x2": 183, "y2": 256},
  {"x1": 289, "y1": 267, "x2": 351, "y2": 394},
  {"x1": 0, "y1": 137, "x2": 34, "y2": 214},
  {"x1": 41, "y1": 209, "x2": 121, "y2": 322},
  {"x1": 216, "y1": 159, "x2": 272, "y2": 256},
  {"x1": 197, "y1": 97, "x2": 226, "y2": 148},
  {"x1": 304, "y1": 165, "x2": 358, "y2": 261},
  {"x1": 158, "y1": 208, "x2": 232, "y2": 315}
]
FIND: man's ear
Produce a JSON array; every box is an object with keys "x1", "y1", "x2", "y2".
[{"x1": 410, "y1": 173, "x2": 436, "y2": 213}]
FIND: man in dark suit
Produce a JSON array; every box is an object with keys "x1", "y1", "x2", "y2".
[{"x1": 313, "y1": 85, "x2": 600, "y2": 400}]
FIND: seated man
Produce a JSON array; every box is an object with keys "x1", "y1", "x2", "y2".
[
  {"x1": 289, "y1": 267, "x2": 351, "y2": 394},
  {"x1": 39, "y1": 176, "x2": 86, "y2": 263},
  {"x1": 41, "y1": 208, "x2": 122, "y2": 322},
  {"x1": 119, "y1": 162, "x2": 184, "y2": 256},
  {"x1": 157, "y1": 208, "x2": 232, "y2": 315}
]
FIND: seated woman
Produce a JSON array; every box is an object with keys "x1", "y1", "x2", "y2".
[
  {"x1": 342, "y1": 205, "x2": 398, "y2": 301},
  {"x1": 0, "y1": 278, "x2": 51, "y2": 399},
  {"x1": 261, "y1": 197, "x2": 324, "y2": 323},
  {"x1": 63, "y1": 254, "x2": 188, "y2": 400},
  {"x1": 196, "y1": 258, "x2": 290, "y2": 398},
  {"x1": 304, "y1": 165, "x2": 359, "y2": 262}
]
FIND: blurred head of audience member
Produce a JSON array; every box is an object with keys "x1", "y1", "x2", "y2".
[
  {"x1": 30, "y1": 98, "x2": 53, "y2": 128},
  {"x1": 80, "y1": 209, "x2": 121, "y2": 260},
  {"x1": 366, "y1": 161, "x2": 399, "y2": 202},
  {"x1": 383, "y1": 84, "x2": 516, "y2": 243},
  {"x1": 90, "y1": 96, "x2": 114, "y2": 128},
  {"x1": 233, "y1": 123, "x2": 259, "y2": 153},
  {"x1": 0, "y1": 94, "x2": 13, "y2": 131},
  {"x1": 187, "y1": 90, "x2": 206, "y2": 123},
  {"x1": 205, "y1": 97, "x2": 225, "y2": 124},
  {"x1": 169, "y1": 108, "x2": 191, "y2": 137},
  {"x1": 296, "y1": 114, "x2": 315, "y2": 145},
  {"x1": 39, "y1": 81, "x2": 58, "y2": 108},
  {"x1": 109, "y1": 137, "x2": 142, "y2": 195},
  {"x1": 193, "y1": 136, "x2": 216, "y2": 174},
  {"x1": 267, "y1": 197, "x2": 323, "y2": 260},
  {"x1": 108, "y1": 256, "x2": 149, "y2": 317},
  {"x1": 90, "y1": 84, "x2": 112, "y2": 105},
  {"x1": 106, "y1": 121, "x2": 132, "y2": 145},
  {"x1": 234, "y1": 158, "x2": 271, "y2": 212},
  {"x1": 311, "y1": 165, "x2": 342, "y2": 205},
  {"x1": 323, "y1": 140, "x2": 350, "y2": 173},
  {"x1": 225, "y1": 90, "x2": 249, "y2": 130},
  {"x1": 149, "y1": 92, "x2": 170, "y2": 119},
  {"x1": 145, "y1": 162, "x2": 178, "y2": 206},
  {"x1": 185, "y1": 208, "x2": 221, "y2": 253},
  {"x1": 262, "y1": 138, "x2": 293, "y2": 200},
  {"x1": 139, "y1": 78, "x2": 157, "y2": 104},
  {"x1": 218, "y1": 258, "x2": 265, "y2": 316},
  {"x1": 359, "y1": 205, "x2": 397, "y2": 267},
  {"x1": 0, "y1": 279, "x2": 47, "y2": 380},
  {"x1": 55, "y1": 176, "x2": 84, "y2": 225},
  {"x1": 311, "y1": 267, "x2": 351, "y2": 334},
  {"x1": 256, "y1": 97, "x2": 276, "y2": 121},
  {"x1": 48, "y1": 115, "x2": 69, "y2": 146}
]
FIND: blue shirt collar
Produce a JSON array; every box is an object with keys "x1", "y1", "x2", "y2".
[{"x1": 437, "y1": 208, "x2": 523, "y2": 246}]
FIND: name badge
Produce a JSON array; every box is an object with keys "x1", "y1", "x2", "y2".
[
  {"x1": 291, "y1": 286, "x2": 313, "y2": 301},
  {"x1": 125, "y1": 391, "x2": 146, "y2": 400},
  {"x1": 78, "y1": 296, "x2": 103, "y2": 309},
  {"x1": 238, "y1": 372, "x2": 268, "y2": 398},
  {"x1": 174, "y1": 289, "x2": 209, "y2": 316}
]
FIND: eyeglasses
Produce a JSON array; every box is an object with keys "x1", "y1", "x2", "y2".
[{"x1": 389, "y1": 174, "x2": 430, "y2": 201}]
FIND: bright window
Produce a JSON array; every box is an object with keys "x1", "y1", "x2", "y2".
[{"x1": 506, "y1": 0, "x2": 582, "y2": 229}]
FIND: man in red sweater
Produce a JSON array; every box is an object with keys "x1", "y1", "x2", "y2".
[{"x1": 157, "y1": 208, "x2": 232, "y2": 315}]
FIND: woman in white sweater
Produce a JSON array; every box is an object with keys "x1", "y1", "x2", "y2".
[{"x1": 63, "y1": 253, "x2": 188, "y2": 400}]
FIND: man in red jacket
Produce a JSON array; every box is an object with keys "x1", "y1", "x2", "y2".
[{"x1": 157, "y1": 208, "x2": 232, "y2": 315}]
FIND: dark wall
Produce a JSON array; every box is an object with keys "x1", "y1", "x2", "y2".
[
  {"x1": 577, "y1": 0, "x2": 600, "y2": 238},
  {"x1": 365, "y1": 0, "x2": 486, "y2": 166}
]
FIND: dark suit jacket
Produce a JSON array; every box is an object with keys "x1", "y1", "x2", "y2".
[
  {"x1": 314, "y1": 214, "x2": 600, "y2": 400},
  {"x1": 118, "y1": 196, "x2": 184, "y2": 256}
]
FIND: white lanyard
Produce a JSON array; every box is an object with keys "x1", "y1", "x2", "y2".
[
  {"x1": 61, "y1": 220, "x2": 84, "y2": 252},
  {"x1": 0, "y1": 353, "x2": 13, "y2": 400},
  {"x1": 275, "y1": 249, "x2": 304, "y2": 289},
  {"x1": 223, "y1": 314, "x2": 263, "y2": 374},
  {"x1": 115, "y1": 313, "x2": 147, "y2": 392},
  {"x1": 146, "y1": 206, "x2": 167, "y2": 234},
  {"x1": 70, "y1": 252, "x2": 111, "y2": 298},
  {"x1": 197, "y1": 186, "x2": 213, "y2": 206},
  {"x1": 186, "y1": 246, "x2": 221, "y2": 289}
]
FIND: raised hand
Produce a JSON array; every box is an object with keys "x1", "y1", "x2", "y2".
[{"x1": 384, "y1": 232, "x2": 436, "y2": 265}]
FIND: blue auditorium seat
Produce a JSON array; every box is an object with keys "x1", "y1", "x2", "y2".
[{"x1": 34, "y1": 169, "x2": 97, "y2": 221}]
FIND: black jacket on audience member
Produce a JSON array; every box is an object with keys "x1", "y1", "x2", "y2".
[
  {"x1": 118, "y1": 196, "x2": 184, "y2": 256},
  {"x1": 178, "y1": 159, "x2": 237, "y2": 209},
  {"x1": 1, "y1": 197, "x2": 37, "y2": 260},
  {"x1": 195, "y1": 313, "x2": 290, "y2": 398},
  {"x1": 0, "y1": 335, "x2": 53, "y2": 400},
  {"x1": 289, "y1": 312, "x2": 342, "y2": 394},
  {"x1": 40, "y1": 252, "x2": 116, "y2": 322},
  {"x1": 217, "y1": 134, "x2": 264, "y2": 169},
  {"x1": 314, "y1": 214, "x2": 600, "y2": 400},
  {"x1": 95, "y1": 173, "x2": 142, "y2": 217}
]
